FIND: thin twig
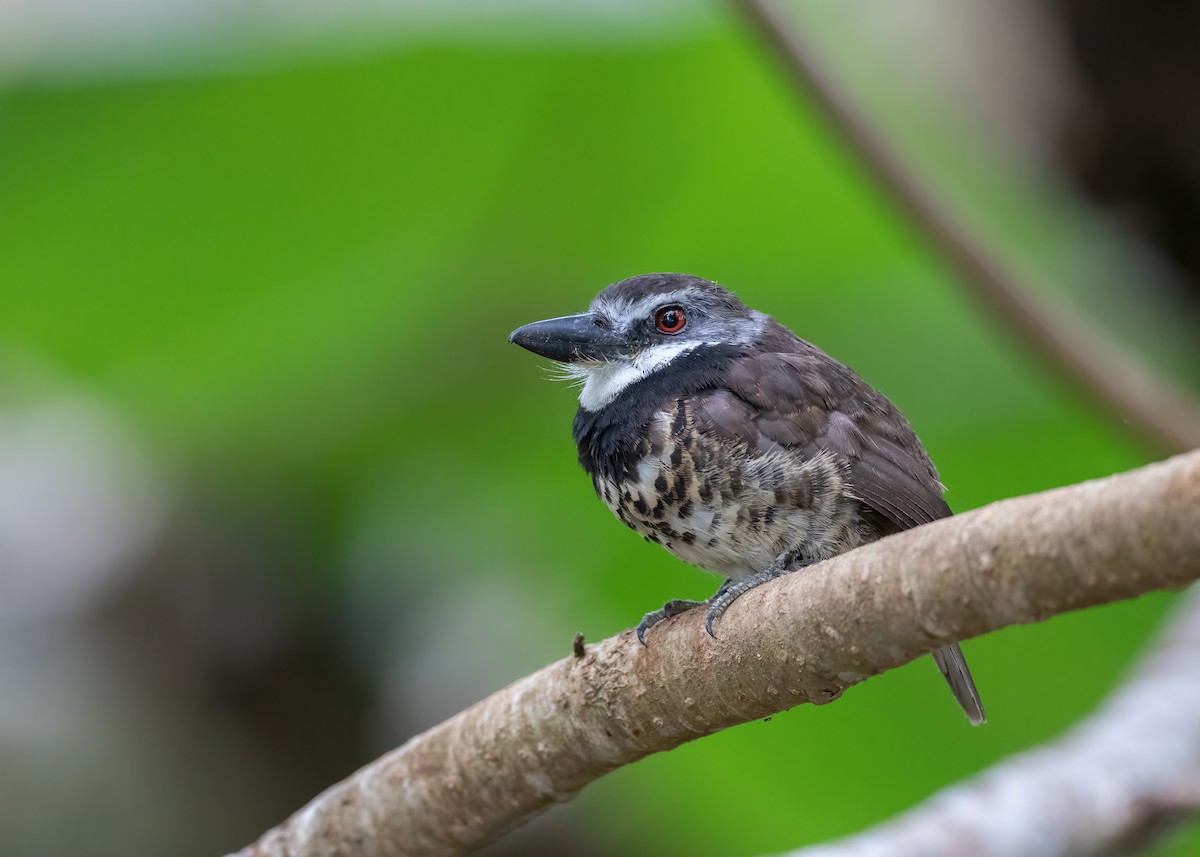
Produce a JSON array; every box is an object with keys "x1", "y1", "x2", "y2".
[
  {"x1": 733, "y1": 0, "x2": 1200, "y2": 455},
  {"x1": 232, "y1": 451, "x2": 1200, "y2": 857}
]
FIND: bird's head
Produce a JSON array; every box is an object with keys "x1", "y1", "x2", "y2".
[{"x1": 509, "y1": 273, "x2": 766, "y2": 411}]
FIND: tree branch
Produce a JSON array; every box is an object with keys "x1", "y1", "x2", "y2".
[
  {"x1": 784, "y1": 585, "x2": 1200, "y2": 857},
  {"x1": 230, "y1": 451, "x2": 1200, "y2": 857},
  {"x1": 732, "y1": 0, "x2": 1200, "y2": 455}
]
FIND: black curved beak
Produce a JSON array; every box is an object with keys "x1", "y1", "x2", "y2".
[{"x1": 508, "y1": 313, "x2": 627, "y2": 363}]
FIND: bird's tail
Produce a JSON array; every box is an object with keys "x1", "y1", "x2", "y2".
[{"x1": 932, "y1": 643, "x2": 986, "y2": 725}]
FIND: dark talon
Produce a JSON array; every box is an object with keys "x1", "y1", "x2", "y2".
[
  {"x1": 702, "y1": 569, "x2": 789, "y2": 640},
  {"x1": 704, "y1": 578, "x2": 732, "y2": 637},
  {"x1": 636, "y1": 597, "x2": 706, "y2": 646}
]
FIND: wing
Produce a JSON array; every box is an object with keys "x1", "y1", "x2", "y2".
[{"x1": 693, "y1": 335, "x2": 950, "y2": 534}]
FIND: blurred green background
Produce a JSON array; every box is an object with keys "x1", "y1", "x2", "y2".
[{"x1": 1, "y1": 2, "x2": 1197, "y2": 856}]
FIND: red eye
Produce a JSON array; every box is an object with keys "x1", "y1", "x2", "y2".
[{"x1": 655, "y1": 306, "x2": 686, "y2": 334}]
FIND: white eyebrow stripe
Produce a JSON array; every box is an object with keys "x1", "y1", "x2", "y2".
[{"x1": 592, "y1": 288, "x2": 706, "y2": 327}]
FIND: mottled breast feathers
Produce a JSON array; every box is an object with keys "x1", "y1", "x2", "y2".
[{"x1": 572, "y1": 319, "x2": 950, "y2": 553}]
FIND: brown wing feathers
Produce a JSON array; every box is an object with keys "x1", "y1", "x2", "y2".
[{"x1": 695, "y1": 332, "x2": 949, "y2": 535}]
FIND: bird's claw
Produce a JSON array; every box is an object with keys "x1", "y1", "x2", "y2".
[
  {"x1": 636, "y1": 598, "x2": 707, "y2": 646},
  {"x1": 702, "y1": 569, "x2": 786, "y2": 639},
  {"x1": 637, "y1": 570, "x2": 787, "y2": 645}
]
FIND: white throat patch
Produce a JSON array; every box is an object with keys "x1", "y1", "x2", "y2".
[{"x1": 574, "y1": 340, "x2": 698, "y2": 412}]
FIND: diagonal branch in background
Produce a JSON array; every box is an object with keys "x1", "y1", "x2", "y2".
[
  {"x1": 786, "y1": 585, "x2": 1200, "y2": 857},
  {"x1": 733, "y1": 0, "x2": 1200, "y2": 455},
  {"x1": 231, "y1": 451, "x2": 1200, "y2": 857}
]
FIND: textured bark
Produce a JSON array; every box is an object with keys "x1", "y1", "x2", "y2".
[
  {"x1": 785, "y1": 585, "x2": 1200, "y2": 857},
  {"x1": 232, "y1": 451, "x2": 1200, "y2": 857}
]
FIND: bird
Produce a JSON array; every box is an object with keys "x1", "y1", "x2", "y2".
[{"x1": 509, "y1": 272, "x2": 985, "y2": 725}]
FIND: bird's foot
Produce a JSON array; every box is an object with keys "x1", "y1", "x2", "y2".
[
  {"x1": 704, "y1": 569, "x2": 786, "y2": 637},
  {"x1": 636, "y1": 598, "x2": 707, "y2": 646}
]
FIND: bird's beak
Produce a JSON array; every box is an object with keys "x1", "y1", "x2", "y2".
[{"x1": 508, "y1": 312, "x2": 627, "y2": 363}]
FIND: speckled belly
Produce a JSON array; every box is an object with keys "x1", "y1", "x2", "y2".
[{"x1": 595, "y1": 408, "x2": 863, "y2": 580}]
